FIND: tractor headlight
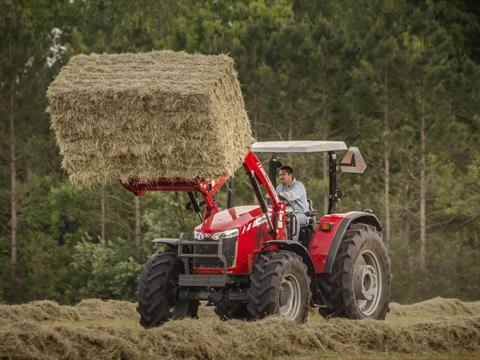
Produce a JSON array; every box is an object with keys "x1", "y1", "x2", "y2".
[
  {"x1": 211, "y1": 228, "x2": 239, "y2": 241},
  {"x1": 193, "y1": 228, "x2": 239, "y2": 241}
]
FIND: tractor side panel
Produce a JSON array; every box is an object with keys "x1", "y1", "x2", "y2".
[
  {"x1": 308, "y1": 214, "x2": 347, "y2": 273},
  {"x1": 235, "y1": 219, "x2": 273, "y2": 273},
  {"x1": 309, "y1": 211, "x2": 383, "y2": 274}
]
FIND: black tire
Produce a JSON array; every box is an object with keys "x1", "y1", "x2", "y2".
[
  {"x1": 247, "y1": 250, "x2": 311, "y2": 323},
  {"x1": 214, "y1": 301, "x2": 250, "y2": 321},
  {"x1": 137, "y1": 252, "x2": 199, "y2": 328},
  {"x1": 318, "y1": 224, "x2": 391, "y2": 320}
]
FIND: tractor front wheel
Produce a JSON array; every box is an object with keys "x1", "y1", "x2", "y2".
[
  {"x1": 247, "y1": 250, "x2": 311, "y2": 323},
  {"x1": 137, "y1": 252, "x2": 199, "y2": 328}
]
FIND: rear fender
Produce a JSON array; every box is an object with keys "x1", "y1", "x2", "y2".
[
  {"x1": 262, "y1": 240, "x2": 320, "y2": 304},
  {"x1": 309, "y1": 211, "x2": 382, "y2": 274}
]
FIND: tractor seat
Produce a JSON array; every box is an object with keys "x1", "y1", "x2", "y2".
[
  {"x1": 297, "y1": 201, "x2": 316, "y2": 246},
  {"x1": 303, "y1": 199, "x2": 318, "y2": 226}
]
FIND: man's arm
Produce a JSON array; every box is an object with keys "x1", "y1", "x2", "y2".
[{"x1": 278, "y1": 182, "x2": 306, "y2": 202}]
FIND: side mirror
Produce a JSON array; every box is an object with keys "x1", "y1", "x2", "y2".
[{"x1": 340, "y1": 147, "x2": 367, "y2": 174}]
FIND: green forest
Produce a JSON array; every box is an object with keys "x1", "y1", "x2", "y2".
[{"x1": 0, "y1": 0, "x2": 479, "y2": 305}]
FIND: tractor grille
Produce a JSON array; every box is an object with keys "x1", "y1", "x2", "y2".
[{"x1": 193, "y1": 235, "x2": 237, "y2": 269}]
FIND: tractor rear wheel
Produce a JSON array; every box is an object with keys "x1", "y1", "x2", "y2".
[
  {"x1": 137, "y1": 252, "x2": 199, "y2": 328},
  {"x1": 247, "y1": 250, "x2": 311, "y2": 323},
  {"x1": 318, "y1": 224, "x2": 391, "y2": 320}
]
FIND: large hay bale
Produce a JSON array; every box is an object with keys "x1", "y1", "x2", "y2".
[{"x1": 47, "y1": 50, "x2": 253, "y2": 188}]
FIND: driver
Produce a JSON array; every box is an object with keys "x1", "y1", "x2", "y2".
[{"x1": 276, "y1": 165, "x2": 309, "y2": 241}]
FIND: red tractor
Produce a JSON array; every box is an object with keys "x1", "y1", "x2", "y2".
[{"x1": 122, "y1": 141, "x2": 391, "y2": 327}]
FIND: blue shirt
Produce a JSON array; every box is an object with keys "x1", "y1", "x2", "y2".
[{"x1": 276, "y1": 179, "x2": 309, "y2": 213}]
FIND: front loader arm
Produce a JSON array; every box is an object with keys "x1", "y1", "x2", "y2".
[
  {"x1": 121, "y1": 175, "x2": 229, "y2": 219},
  {"x1": 120, "y1": 151, "x2": 286, "y2": 236},
  {"x1": 242, "y1": 151, "x2": 286, "y2": 239}
]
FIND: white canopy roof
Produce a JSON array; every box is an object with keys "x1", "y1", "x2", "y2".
[{"x1": 251, "y1": 141, "x2": 347, "y2": 153}]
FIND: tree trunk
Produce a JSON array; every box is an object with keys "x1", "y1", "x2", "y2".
[
  {"x1": 419, "y1": 79, "x2": 427, "y2": 271},
  {"x1": 402, "y1": 180, "x2": 411, "y2": 270},
  {"x1": 252, "y1": 92, "x2": 260, "y2": 204},
  {"x1": 287, "y1": 118, "x2": 293, "y2": 141},
  {"x1": 100, "y1": 182, "x2": 107, "y2": 244},
  {"x1": 321, "y1": 90, "x2": 329, "y2": 213},
  {"x1": 134, "y1": 196, "x2": 142, "y2": 263},
  {"x1": 287, "y1": 101, "x2": 294, "y2": 164},
  {"x1": 383, "y1": 61, "x2": 391, "y2": 248},
  {"x1": 106, "y1": 187, "x2": 111, "y2": 241},
  {"x1": 253, "y1": 92, "x2": 259, "y2": 140},
  {"x1": 383, "y1": 146, "x2": 390, "y2": 247},
  {"x1": 251, "y1": 43, "x2": 260, "y2": 204},
  {"x1": 175, "y1": 192, "x2": 187, "y2": 231},
  {"x1": 323, "y1": 152, "x2": 329, "y2": 213},
  {"x1": 9, "y1": 81, "x2": 18, "y2": 300},
  {"x1": 252, "y1": 41, "x2": 259, "y2": 139}
]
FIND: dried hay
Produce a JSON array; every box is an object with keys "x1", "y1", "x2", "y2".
[
  {"x1": 0, "y1": 300, "x2": 80, "y2": 325},
  {"x1": 47, "y1": 50, "x2": 253, "y2": 188},
  {"x1": 390, "y1": 297, "x2": 480, "y2": 317},
  {"x1": 74, "y1": 299, "x2": 137, "y2": 321},
  {"x1": 0, "y1": 316, "x2": 479, "y2": 359},
  {"x1": 0, "y1": 298, "x2": 480, "y2": 359},
  {"x1": 0, "y1": 299, "x2": 136, "y2": 326}
]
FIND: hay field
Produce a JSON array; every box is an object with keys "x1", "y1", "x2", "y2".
[{"x1": 0, "y1": 297, "x2": 479, "y2": 360}]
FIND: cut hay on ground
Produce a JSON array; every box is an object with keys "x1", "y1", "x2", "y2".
[
  {"x1": 0, "y1": 299, "x2": 137, "y2": 326},
  {"x1": 47, "y1": 50, "x2": 253, "y2": 188},
  {"x1": 0, "y1": 316, "x2": 479, "y2": 359},
  {"x1": 390, "y1": 297, "x2": 480, "y2": 317},
  {"x1": 0, "y1": 298, "x2": 479, "y2": 359}
]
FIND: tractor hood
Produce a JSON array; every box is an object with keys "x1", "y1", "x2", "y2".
[{"x1": 195, "y1": 205, "x2": 267, "y2": 236}]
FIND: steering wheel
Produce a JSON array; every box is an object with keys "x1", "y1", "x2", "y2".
[{"x1": 278, "y1": 193, "x2": 295, "y2": 213}]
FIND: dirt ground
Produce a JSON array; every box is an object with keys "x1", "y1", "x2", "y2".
[{"x1": 0, "y1": 297, "x2": 479, "y2": 359}]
